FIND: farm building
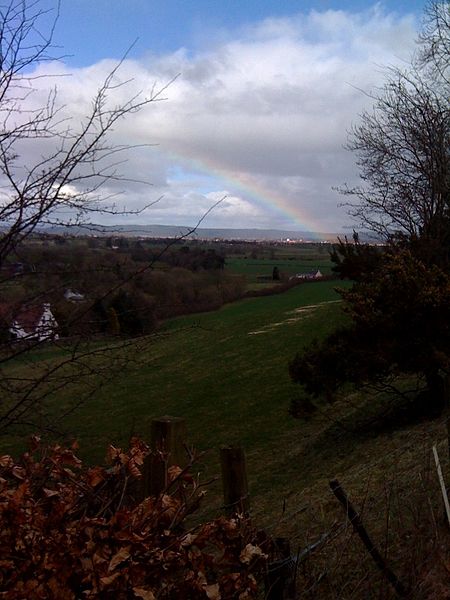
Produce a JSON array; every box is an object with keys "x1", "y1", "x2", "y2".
[
  {"x1": 0, "y1": 303, "x2": 59, "y2": 341},
  {"x1": 291, "y1": 268, "x2": 323, "y2": 281}
]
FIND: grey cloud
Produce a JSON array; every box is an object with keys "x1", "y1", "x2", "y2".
[{"x1": 7, "y1": 5, "x2": 420, "y2": 231}]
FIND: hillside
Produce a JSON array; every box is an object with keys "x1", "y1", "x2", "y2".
[{"x1": 1, "y1": 279, "x2": 448, "y2": 597}]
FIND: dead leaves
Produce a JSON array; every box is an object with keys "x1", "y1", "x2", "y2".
[
  {"x1": 133, "y1": 587, "x2": 156, "y2": 599},
  {"x1": 0, "y1": 455, "x2": 13, "y2": 468},
  {"x1": 205, "y1": 582, "x2": 221, "y2": 599},
  {"x1": 86, "y1": 466, "x2": 105, "y2": 488},
  {"x1": 0, "y1": 438, "x2": 267, "y2": 599},
  {"x1": 239, "y1": 543, "x2": 268, "y2": 565},
  {"x1": 108, "y1": 547, "x2": 131, "y2": 572}
]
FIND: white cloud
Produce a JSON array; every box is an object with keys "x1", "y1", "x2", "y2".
[{"x1": 7, "y1": 5, "x2": 419, "y2": 232}]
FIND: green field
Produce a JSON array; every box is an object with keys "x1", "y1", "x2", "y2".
[
  {"x1": 1, "y1": 280, "x2": 351, "y2": 512},
  {"x1": 36, "y1": 280, "x2": 347, "y2": 456},
  {"x1": 225, "y1": 245, "x2": 334, "y2": 289},
  {"x1": 2, "y1": 275, "x2": 447, "y2": 590}
]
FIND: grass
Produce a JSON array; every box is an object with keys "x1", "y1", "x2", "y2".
[
  {"x1": 226, "y1": 256, "x2": 333, "y2": 284},
  {"x1": 50, "y1": 280, "x2": 349, "y2": 458},
  {"x1": 225, "y1": 245, "x2": 334, "y2": 290},
  {"x1": 2, "y1": 276, "x2": 449, "y2": 595},
  {"x1": 1, "y1": 279, "x2": 349, "y2": 493}
]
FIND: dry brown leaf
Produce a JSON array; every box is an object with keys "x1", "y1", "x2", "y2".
[
  {"x1": 239, "y1": 544, "x2": 267, "y2": 565},
  {"x1": 205, "y1": 583, "x2": 221, "y2": 599},
  {"x1": 106, "y1": 445, "x2": 121, "y2": 463},
  {"x1": 60, "y1": 449, "x2": 82, "y2": 467},
  {"x1": 108, "y1": 547, "x2": 131, "y2": 572},
  {"x1": 29, "y1": 435, "x2": 41, "y2": 451},
  {"x1": 0, "y1": 455, "x2": 13, "y2": 468},
  {"x1": 180, "y1": 533, "x2": 197, "y2": 546},
  {"x1": 92, "y1": 552, "x2": 108, "y2": 566},
  {"x1": 127, "y1": 459, "x2": 142, "y2": 479},
  {"x1": 11, "y1": 465, "x2": 26, "y2": 480},
  {"x1": 167, "y1": 465, "x2": 183, "y2": 482},
  {"x1": 86, "y1": 466, "x2": 105, "y2": 487},
  {"x1": 100, "y1": 571, "x2": 121, "y2": 587},
  {"x1": 133, "y1": 587, "x2": 156, "y2": 600}
]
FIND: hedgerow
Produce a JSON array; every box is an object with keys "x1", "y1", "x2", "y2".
[{"x1": 0, "y1": 438, "x2": 267, "y2": 599}]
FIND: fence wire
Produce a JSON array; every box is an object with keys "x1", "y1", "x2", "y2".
[{"x1": 252, "y1": 421, "x2": 450, "y2": 599}]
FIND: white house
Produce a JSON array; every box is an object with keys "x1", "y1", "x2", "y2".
[
  {"x1": 1, "y1": 303, "x2": 59, "y2": 341},
  {"x1": 291, "y1": 268, "x2": 323, "y2": 281}
]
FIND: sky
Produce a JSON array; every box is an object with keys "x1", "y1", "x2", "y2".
[{"x1": 32, "y1": 0, "x2": 429, "y2": 234}]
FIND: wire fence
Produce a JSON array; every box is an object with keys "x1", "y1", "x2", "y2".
[
  {"x1": 252, "y1": 422, "x2": 450, "y2": 599},
  {"x1": 130, "y1": 412, "x2": 450, "y2": 598}
]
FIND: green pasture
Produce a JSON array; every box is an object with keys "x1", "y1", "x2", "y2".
[
  {"x1": 70, "y1": 280, "x2": 348, "y2": 455},
  {"x1": 2, "y1": 275, "x2": 446, "y2": 549},
  {"x1": 225, "y1": 249, "x2": 334, "y2": 288},
  {"x1": 1, "y1": 280, "x2": 351, "y2": 512}
]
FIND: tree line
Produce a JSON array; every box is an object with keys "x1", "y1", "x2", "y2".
[{"x1": 1, "y1": 239, "x2": 244, "y2": 337}]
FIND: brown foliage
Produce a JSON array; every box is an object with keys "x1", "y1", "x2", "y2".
[{"x1": 0, "y1": 438, "x2": 267, "y2": 599}]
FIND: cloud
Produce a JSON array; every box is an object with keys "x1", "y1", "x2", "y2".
[{"x1": 7, "y1": 5, "x2": 419, "y2": 232}]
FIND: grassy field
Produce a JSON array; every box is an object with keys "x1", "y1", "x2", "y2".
[
  {"x1": 2, "y1": 276, "x2": 448, "y2": 595},
  {"x1": 225, "y1": 244, "x2": 334, "y2": 289},
  {"x1": 1, "y1": 279, "x2": 349, "y2": 496},
  {"x1": 30, "y1": 280, "x2": 348, "y2": 458}
]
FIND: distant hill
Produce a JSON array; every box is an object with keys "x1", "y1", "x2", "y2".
[{"x1": 42, "y1": 223, "x2": 352, "y2": 242}]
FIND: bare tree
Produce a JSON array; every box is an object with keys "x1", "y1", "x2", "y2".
[
  {"x1": 342, "y1": 73, "x2": 449, "y2": 244},
  {"x1": 419, "y1": 0, "x2": 450, "y2": 81},
  {"x1": 0, "y1": 0, "x2": 177, "y2": 438},
  {"x1": 340, "y1": 1, "x2": 450, "y2": 257},
  {"x1": 0, "y1": 0, "x2": 173, "y2": 265}
]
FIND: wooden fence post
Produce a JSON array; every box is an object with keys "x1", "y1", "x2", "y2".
[
  {"x1": 141, "y1": 416, "x2": 187, "y2": 498},
  {"x1": 220, "y1": 446, "x2": 250, "y2": 516}
]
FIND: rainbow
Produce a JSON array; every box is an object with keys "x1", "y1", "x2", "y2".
[{"x1": 165, "y1": 151, "x2": 324, "y2": 237}]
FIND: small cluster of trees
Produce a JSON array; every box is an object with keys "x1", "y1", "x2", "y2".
[
  {"x1": 161, "y1": 246, "x2": 226, "y2": 271},
  {"x1": 290, "y1": 1, "x2": 450, "y2": 418},
  {"x1": 2, "y1": 240, "x2": 244, "y2": 337}
]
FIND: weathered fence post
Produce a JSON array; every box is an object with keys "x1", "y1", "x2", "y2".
[
  {"x1": 141, "y1": 416, "x2": 187, "y2": 498},
  {"x1": 220, "y1": 446, "x2": 250, "y2": 516}
]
